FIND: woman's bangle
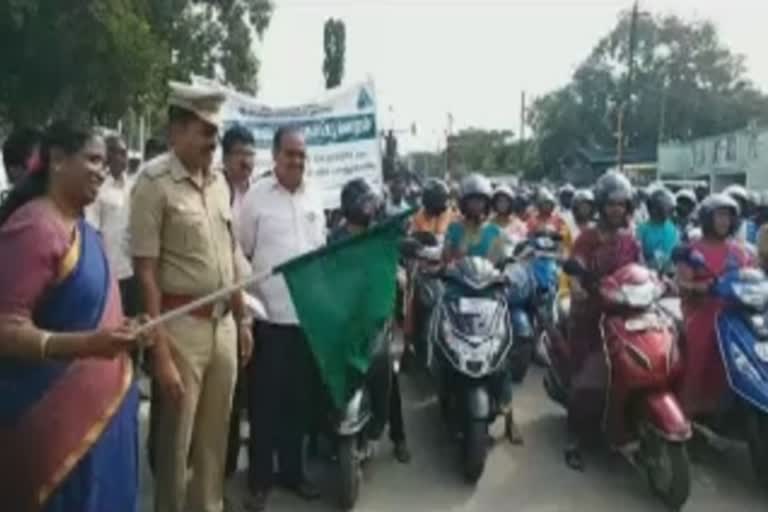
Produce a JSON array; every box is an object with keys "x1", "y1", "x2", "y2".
[{"x1": 39, "y1": 330, "x2": 52, "y2": 359}]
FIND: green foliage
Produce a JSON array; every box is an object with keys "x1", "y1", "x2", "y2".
[
  {"x1": 528, "y1": 10, "x2": 768, "y2": 179},
  {"x1": 445, "y1": 128, "x2": 539, "y2": 177},
  {"x1": 0, "y1": 0, "x2": 273, "y2": 125},
  {"x1": 323, "y1": 18, "x2": 346, "y2": 89}
]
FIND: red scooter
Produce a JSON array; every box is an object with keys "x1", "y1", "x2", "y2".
[{"x1": 543, "y1": 261, "x2": 692, "y2": 510}]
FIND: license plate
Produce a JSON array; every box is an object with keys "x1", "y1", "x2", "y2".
[
  {"x1": 459, "y1": 298, "x2": 497, "y2": 316},
  {"x1": 755, "y1": 342, "x2": 768, "y2": 363}
]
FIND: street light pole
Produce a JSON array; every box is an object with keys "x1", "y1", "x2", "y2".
[{"x1": 618, "y1": 0, "x2": 639, "y2": 173}]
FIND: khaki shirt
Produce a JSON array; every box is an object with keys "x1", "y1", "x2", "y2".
[{"x1": 130, "y1": 152, "x2": 238, "y2": 296}]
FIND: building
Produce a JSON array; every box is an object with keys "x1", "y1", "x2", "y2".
[
  {"x1": 657, "y1": 125, "x2": 768, "y2": 192},
  {"x1": 560, "y1": 146, "x2": 657, "y2": 186}
]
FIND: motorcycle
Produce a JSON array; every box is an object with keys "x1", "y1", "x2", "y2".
[
  {"x1": 334, "y1": 320, "x2": 394, "y2": 510},
  {"x1": 671, "y1": 247, "x2": 768, "y2": 488},
  {"x1": 544, "y1": 261, "x2": 692, "y2": 510},
  {"x1": 427, "y1": 256, "x2": 515, "y2": 483}
]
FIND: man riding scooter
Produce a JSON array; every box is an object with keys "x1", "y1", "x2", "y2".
[{"x1": 329, "y1": 178, "x2": 412, "y2": 465}]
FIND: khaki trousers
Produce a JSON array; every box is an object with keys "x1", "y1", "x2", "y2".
[{"x1": 153, "y1": 313, "x2": 238, "y2": 512}]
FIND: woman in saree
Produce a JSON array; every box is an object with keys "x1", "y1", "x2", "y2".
[
  {"x1": 0, "y1": 121, "x2": 143, "y2": 512},
  {"x1": 565, "y1": 171, "x2": 642, "y2": 470},
  {"x1": 676, "y1": 194, "x2": 753, "y2": 417}
]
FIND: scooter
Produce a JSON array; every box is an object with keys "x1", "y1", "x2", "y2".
[
  {"x1": 427, "y1": 256, "x2": 515, "y2": 483},
  {"x1": 544, "y1": 261, "x2": 692, "y2": 510},
  {"x1": 403, "y1": 231, "x2": 444, "y2": 369},
  {"x1": 514, "y1": 230, "x2": 564, "y2": 367},
  {"x1": 334, "y1": 320, "x2": 394, "y2": 510},
  {"x1": 671, "y1": 247, "x2": 768, "y2": 488}
]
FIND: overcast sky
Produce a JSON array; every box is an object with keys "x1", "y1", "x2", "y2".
[{"x1": 257, "y1": 0, "x2": 766, "y2": 151}]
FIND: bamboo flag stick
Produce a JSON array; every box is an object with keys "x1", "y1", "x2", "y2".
[{"x1": 135, "y1": 267, "x2": 274, "y2": 336}]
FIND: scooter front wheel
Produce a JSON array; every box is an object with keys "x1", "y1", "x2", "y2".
[
  {"x1": 338, "y1": 435, "x2": 362, "y2": 510},
  {"x1": 747, "y1": 410, "x2": 768, "y2": 486},
  {"x1": 642, "y1": 431, "x2": 690, "y2": 511},
  {"x1": 462, "y1": 421, "x2": 489, "y2": 484}
]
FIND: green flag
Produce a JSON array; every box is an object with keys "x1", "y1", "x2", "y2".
[{"x1": 276, "y1": 211, "x2": 412, "y2": 409}]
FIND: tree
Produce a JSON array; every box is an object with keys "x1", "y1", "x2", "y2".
[
  {"x1": 323, "y1": 18, "x2": 346, "y2": 89},
  {"x1": 0, "y1": 0, "x2": 273, "y2": 125},
  {"x1": 443, "y1": 128, "x2": 539, "y2": 177},
  {"x1": 528, "y1": 10, "x2": 768, "y2": 179}
]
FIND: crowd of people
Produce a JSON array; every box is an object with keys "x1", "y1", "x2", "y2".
[{"x1": 1, "y1": 79, "x2": 768, "y2": 512}]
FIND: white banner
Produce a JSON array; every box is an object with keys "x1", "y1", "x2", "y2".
[{"x1": 195, "y1": 77, "x2": 383, "y2": 209}]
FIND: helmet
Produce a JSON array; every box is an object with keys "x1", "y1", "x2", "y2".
[
  {"x1": 492, "y1": 185, "x2": 515, "y2": 214},
  {"x1": 341, "y1": 178, "x2": 380, "y2": 227},
  {"x1": 647, "y1": 187, "x2": 676, "y2": 214},
  {"x1": 698, "y1": 193, "x2": 741, "y2": 237},
  {"x1": 572, "y1": 188, "x2": 594, "y2": 205},
  {"x1": 675, "y1": 189, "x2": 697, "y2": 206},
  {"x1": 558, "y1": 184, "x2": 575, "y2": 203},
  {"x1": 421, "y1": 179, "x2": 449, "y2": 215},
  {"x1": 724, "y1": 184, "x2": 749, "y2": 204},
  {"x1": 594, "y1": 171, "x2": 634, "y2": 212},
  {"x1": 458, "y1": 173, "x2": 493, "y2": 217},
  {"x1": 536, "y1": 187, "x2": 556, "y2": 206},
  {"x1": 459, "y1": 173, "x2": 493, "y2": 201}
]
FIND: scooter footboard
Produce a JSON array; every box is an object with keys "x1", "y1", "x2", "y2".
[{"x1": 642, "y1": 391, "x2": 691, "y2": 442}]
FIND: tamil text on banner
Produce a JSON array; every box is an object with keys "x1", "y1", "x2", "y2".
[{"x1": 194, "y1": 76, "x2": 383, "y2": 209}]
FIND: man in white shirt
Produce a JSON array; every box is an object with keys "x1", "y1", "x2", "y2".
[
  {"x1": 86, "y1": 134, "x2": 138, "y2": 315},
  {"x1": 221, "y1": 124, "x2": 257, "y2": 478},
  {"x1": 237, "y1": 126, "x2": 326, "y2": 509}
]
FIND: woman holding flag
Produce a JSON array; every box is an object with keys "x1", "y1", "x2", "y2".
[{"x1": 0, "y1": 120, "x2": 143, "y2": 512}]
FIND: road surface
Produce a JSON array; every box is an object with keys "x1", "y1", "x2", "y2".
[{"x1": 139, "y1": 367, "x2": 765, "y2": 511}]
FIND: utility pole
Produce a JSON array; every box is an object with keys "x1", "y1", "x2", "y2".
[
  {"x1": 519, "y1": 91, "x2": 526, "y2": 170},
  {"x1": 617, "y1": 0, "x2": 639, "y2": 172}
]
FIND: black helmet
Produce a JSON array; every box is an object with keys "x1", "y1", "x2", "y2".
[
  {"x1": 647, "y1": 187, "x2": 676, "y2": 215},
  {"x1": 594, "y1": 171, "x2": 634, "y2": 213},
  {"x1": 341, "y1": 178, "x2": 380, "y2": 227},
  {"x1": 421, "y1": 179, "x2": 449, "y2": 215},
  {"x1": 698, "y1": 193, "x2": 740, "y2": 237}
]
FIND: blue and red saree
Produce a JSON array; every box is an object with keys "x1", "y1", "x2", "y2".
[{"x1": 0, "y1": 207, "x2": 138, "y2": 512}]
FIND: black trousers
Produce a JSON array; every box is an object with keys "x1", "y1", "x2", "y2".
[
  {"x1": 389, "y1": 370, "x2": 406, "y2": 443},
  {"x1": 247, "y1": 322, "x2": 318, "y2": 489}
]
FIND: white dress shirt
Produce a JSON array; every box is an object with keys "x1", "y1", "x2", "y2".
[
  {"x1": 237, "y1": 175, "x2": 326, "y2": 325},
  {"x1": 86, "y1": 174, "x2": 134, "y2": 280}
]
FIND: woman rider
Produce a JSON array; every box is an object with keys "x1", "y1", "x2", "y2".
[
  {"x1": 676, "y1": 194, "x2": 753, "y2": 416},
  {"x1": 565, "y1": 171, "x2": 642, "y2": 470},
  {"x1": 443, "y1": 173, "x2": 504, "y2": 264},
  {"x1": 491, "y1": 185, "x2": 528, "y2": 246},
  {"x1": 443, "y1": 173, "x2": 522, "y2": 443},
  {"x1": 0, "y1": 121, "x2": 144, "y2": 511},
  {"x1": 637, "y1": 187, "x2": 680, "y2": 274}
]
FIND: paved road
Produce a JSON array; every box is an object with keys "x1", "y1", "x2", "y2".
[{"x1": 139, "y1": 367, "x2": 765, "y2": 511}]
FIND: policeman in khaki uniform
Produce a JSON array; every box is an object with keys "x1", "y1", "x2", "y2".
[{"x1": 131, "y1": 82, "x2": 253, "y2": 512}]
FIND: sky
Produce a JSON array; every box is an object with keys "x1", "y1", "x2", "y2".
[{"x1": 256, "y1": 0, "x2": 767, "y2": 152}]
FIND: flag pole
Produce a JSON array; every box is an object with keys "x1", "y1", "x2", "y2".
[{"x1": 135, "y1": 267, "x2": 274, "y2": 335}]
